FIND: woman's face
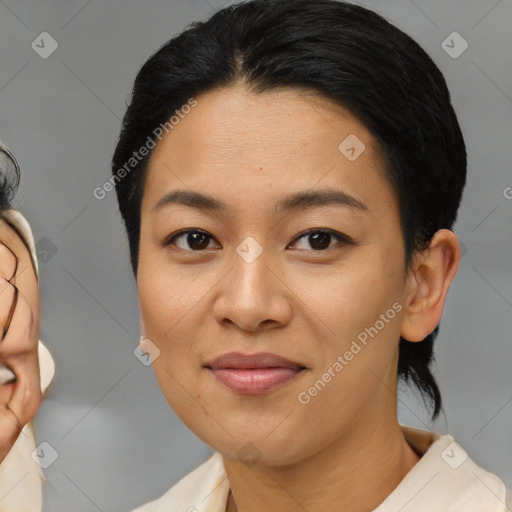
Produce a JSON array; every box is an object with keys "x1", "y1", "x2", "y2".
[
  {"x1": 137, "y1": 83, "x2": 412, "y2": 465},
  {"x1": 0, "y1": 216, "x2": 40, "y2": 412}
]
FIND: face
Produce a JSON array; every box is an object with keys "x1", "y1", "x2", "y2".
[
  {"x1": 0, "y1": 217, "x2": 39, "y2": 336},
  {"x1": 0, "y1": 214, "x2": 40, "y2": 402},
  {"x1": 137, "y1": 83, "x2": 411, "y2": 466}
]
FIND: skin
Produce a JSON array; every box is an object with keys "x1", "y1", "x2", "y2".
[
  {"x1": 0, "y1": 216, "x2": 42, "y2": 463},
  {"x1": 137, "y1": 82, "x2": 460, "y2": 512}
]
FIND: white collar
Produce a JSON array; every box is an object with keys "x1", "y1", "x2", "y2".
[{"x1": 132, "y1": 425, "x2": 509, "y2": 511}]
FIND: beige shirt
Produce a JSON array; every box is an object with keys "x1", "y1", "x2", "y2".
[
  {"x1": 0, "y1": 209, "x2": 55, "y2": 512},
  {"x1": 132, "y1": 425, "x2": 511, "y2": 512}
]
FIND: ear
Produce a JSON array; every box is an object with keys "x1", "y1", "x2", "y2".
[{"x1": 401, "y1": 229, "x2": 460, "y2": 342}]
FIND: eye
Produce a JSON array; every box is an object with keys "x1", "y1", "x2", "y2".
[
  {"x1": 162, "y1": 228, "x2": 353, "y2": 251},
  {"x1": 162, "y1": 229, "x2": 218, "y2": 251},
  {"x1": 162, "y1": 228, "x2": 352, "y2": 252},
  {"x1": 288, "y1": 228, "x2": 352, "y2": 251}
]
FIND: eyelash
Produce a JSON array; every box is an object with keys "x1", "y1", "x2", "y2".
[{"x1": 161, "y1": 228, "x2": 353, "y2": 252}]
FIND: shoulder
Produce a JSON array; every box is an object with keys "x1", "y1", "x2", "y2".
[
  {"x1": 131, "y1": 451, "x2": 229, "y2": 512},
  {"x1": 377, "y1": 426, "x2": 510, "y2": 512}
]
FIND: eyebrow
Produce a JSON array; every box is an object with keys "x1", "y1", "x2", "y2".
[{"x1": 152, "y1": 188, "x2": 369, "y2": 216}]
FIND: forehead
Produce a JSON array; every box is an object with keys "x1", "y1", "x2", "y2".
[{"x1": 141, "y1": 84, "x2": 396, "y2": 217}]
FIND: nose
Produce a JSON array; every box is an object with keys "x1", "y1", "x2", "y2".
[{"x1": 212, "y1": 241, "x2": 293, "y2": 333}]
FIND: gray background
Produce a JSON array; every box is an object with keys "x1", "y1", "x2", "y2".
[{"x1": 0, "y1": 0, "x2": 511, "y2": 510}]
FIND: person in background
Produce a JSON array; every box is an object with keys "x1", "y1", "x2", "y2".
[{"x1": 0, "y1": 140, "x2": 55, "y2": 512}]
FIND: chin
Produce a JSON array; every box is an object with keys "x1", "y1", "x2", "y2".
[{"x1": 194, "y1": 426, "x2": 312, "y2": 467}]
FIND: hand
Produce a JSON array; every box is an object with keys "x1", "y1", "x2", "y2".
[{"x1": 0, "y1": 217, "x2": 42, "y2": 463}]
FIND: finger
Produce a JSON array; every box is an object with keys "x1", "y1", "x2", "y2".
[
  {"x1": 0, "y1": 375, "x2": 15, "y2": 404},
  {"x1": 0, "y1": 277, "x2": 17, "y2": 340},
  {"x1": 0, "y1": 343, "x2": 41, "y2": 462},
  {"x1": 1, "y1": 248, "x2": 40, "y2": 352},
  {"x1": 0, "y1": 241, "x2": 18, "y2": 281},
  {"x1": 0, "y1": 277, "x2": 36, "y2": 356},
  {"x1": 0, "y1": 343, "x2": 41, "y2": 433},
  {"x1": 0, "y1": 220, "x2": 39, "y2": 357},
  {"x1": 0, "y1": 273, "x2": 41, "y2": 429},
  {"x1": 0, "y1": 381, "x2": 26, "y2": 459},
  {"x1": 0, "y1": 219, "x2": 42, "y2": 462},
  {"x1": 3, "y1": 356, "x2": 42, "y2": 430},
  {"x1": 0, "y1": 402, "x2": 22, "y2": 462}
]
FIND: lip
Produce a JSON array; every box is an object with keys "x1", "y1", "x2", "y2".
[{"x1": 204, "y1": 352, "x2": 307, "y2": 394}]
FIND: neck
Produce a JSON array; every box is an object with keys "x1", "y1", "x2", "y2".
[{"x1": 224, "y1": 415, "x2": 421, "y2": 512}]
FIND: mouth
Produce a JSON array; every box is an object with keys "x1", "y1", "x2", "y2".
[{"x1": 203, "y1": 352, "x2": 307, "y2": 394}]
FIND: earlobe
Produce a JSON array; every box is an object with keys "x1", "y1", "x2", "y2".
[{"x1": 400, "y1": 229, "x2": 461, "y2": 342}]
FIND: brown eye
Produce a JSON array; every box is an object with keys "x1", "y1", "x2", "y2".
[
  {"x1": 163, "y1": 229, "x2": 218, "y2": 251},
  {"x1": 288, "y1": 229, "x2": 352, "y2": 251},
  {"x1": 162, "y1": 228, "x2": 352, "y2": 253}
]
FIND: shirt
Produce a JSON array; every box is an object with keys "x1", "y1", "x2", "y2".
[
  {"x1": 132, "y1": 425, "x2": 511, "y2": 512},
  {"x1": 0, "y1": 209, "x2": 56, "y2": 512}
]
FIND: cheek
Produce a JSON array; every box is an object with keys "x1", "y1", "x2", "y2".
[
  {"x1": 137, "y1": 249, "x2": 187, "y2": 339},
  {"x1": 136, "y1": 259, "x2": 207, "y2": 390},
  {"x1": 137, "y1": 269, "x2": 202, "y2": 417},
  {"x1": 296, "y1": 257, "x2": 403, "y2": 346},
  {"x1": 293, "y1": 253, "x2": 405, "y2": 405}
]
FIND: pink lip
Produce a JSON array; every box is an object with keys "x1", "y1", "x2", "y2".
[{"x1": 204, "y1": 351, "x2": 306, "y2": 394}]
